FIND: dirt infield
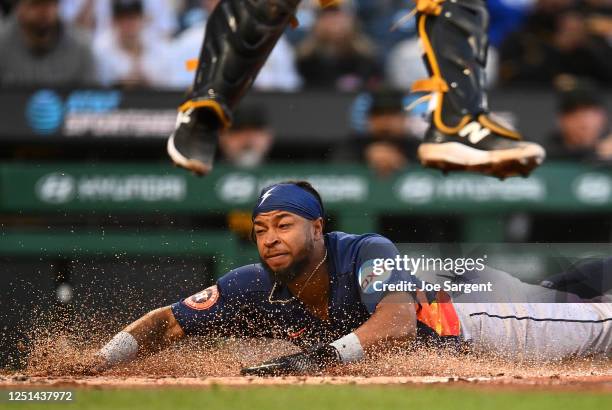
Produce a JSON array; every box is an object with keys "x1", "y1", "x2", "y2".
[
  {"x1": 1, "y1": 374, "x2": 612, "y2": 391},
  {"x1": 2, "y1": 337, "x2": 611, "y2": 391},
  {"x1": 0, "y1": 375, "x2": 496, "y2": 388}
]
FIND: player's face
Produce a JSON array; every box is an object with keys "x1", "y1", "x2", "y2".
[{"x1": 253, "y1": 211, "x2": 317, "y2": 284}]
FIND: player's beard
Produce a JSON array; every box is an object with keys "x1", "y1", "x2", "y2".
[{"x1": 260, "y1": 240, "x2": 315, "y2": 286}]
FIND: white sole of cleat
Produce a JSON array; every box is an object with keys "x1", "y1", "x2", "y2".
[
  {"x1": 418, "y1": 142, "x2": 546, "y2": 178},
  {"x1": 166, "y1": 134, "x2": 211, "y2": 176}
]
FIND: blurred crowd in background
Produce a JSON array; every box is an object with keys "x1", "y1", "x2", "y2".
[
  {"x1": 1, "y1": 0, "x2": 612, "y2": 90},
  {"x1": 0, "y1": 0, "x2": 611, "y2": 178},
  {"x1": 1, "y1": 0, "x2": 611, "y2": 90}
]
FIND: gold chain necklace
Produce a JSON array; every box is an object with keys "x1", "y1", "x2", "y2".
[{"x1": 268, "y1": 249, "x2": 328, "y2": 304}]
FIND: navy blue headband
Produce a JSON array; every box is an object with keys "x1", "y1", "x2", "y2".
[{"x1": 252, "y1": 184, "x2": 323, "y2": 221}]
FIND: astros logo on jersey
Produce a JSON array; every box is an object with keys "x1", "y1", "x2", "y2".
[{"x1": 184, "y1": 285, "x2": 220, "y2": 311}]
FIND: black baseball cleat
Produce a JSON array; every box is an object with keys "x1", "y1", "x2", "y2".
[
  {"x1": 168, "y1": 0, "x2": 301, "y2": 176},
  {"x1": 166, "y1": 99, "x2": 230, "y2": 176},
  {"x1": 417, "y1": 115, "x2": 546, "y2": 178},
  {"x1": 409, "y1": 0, "x2": 546, "y2": 178}
]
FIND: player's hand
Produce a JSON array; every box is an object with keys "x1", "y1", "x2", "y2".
[{"x1": 240, "y1": 344, "x2": 339, "y2": 376}]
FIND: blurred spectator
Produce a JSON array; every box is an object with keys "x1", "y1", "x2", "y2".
[
  {"x1": 385, "y1": 39, "x2": 427, "y2": 92},
  {"x1": 296, "y1": 6, "x2": 380, "y2": 91},
  {"x1": 218, "y1": 103, "x2": 275, "y2": 240},
  {"x1": 218, "y1": 104, "x2": 274, "y2": 168},
  {"x1": 383, "y1": 0, "x2": 510, "y2": 88},
  {"x1": 354, "y1": 0, "x2": 416, "y2": 61},
  {"x1": 386, "y1": 38, "x2": 499, "y2": 91},
  {"x1": 93, "y1": 0, "x2": 173, "y2": 88},
  {"x1": 500, "y1": 4, "x2": 612, "y2": 86},
  {"x1": 581, "y1": 0, "x2": 612, "y2": 15},
  {"x1": 550, "y1": 9, "x2": 612, "y2": 82},
  {"x1": 284, "y1": 0, "x2": 320, "y2": 46},
  {"x1": 488, "y1": 0, "x2": 536, "y2": 47},
  {"x1": 167, "y1": 0, "x2": 301, "y2": 91},
  {"x1": 337, "y1": 88, "x2": 419, "y2": 178},
  {"x1": 0, "y1": 0, "x2": 15, "y2": 16},
  {"x1": 546, "y1": 80, "x2": 611, "y2": 161},
  {"x1": 581, "y1": 0, "x2": 612, "y2": 41},
  {"x1": 0, "y1": 0, "x2": 94, "y2": 87},
  {"x1": 177, "y1": 0, "x2": 209, "y2": 30},
  {"x1": 59, "y1": 0, "x2": 177, "y2": 41}
]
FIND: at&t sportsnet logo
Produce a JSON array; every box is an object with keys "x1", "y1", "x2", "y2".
[
  {"x1": 26, "y1": 90, "x2": 64, "y2": 135},
  {"x1": 26, "y1": 90, "x2": 122, "y2": 136}
]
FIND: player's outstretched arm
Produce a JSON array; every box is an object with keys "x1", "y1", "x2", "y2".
[
  {"x1": 241, "y1": 292, "x2": 416, "y2": 376},
  {"x1": 88, "y1": 306, "x2": 185, "y2": 374},
  {"x1": 354, "y1": 291, "x2": 417, "y2": 351}
]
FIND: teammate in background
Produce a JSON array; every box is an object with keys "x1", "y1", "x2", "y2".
[
  {"x1": 218, "y1": 104, "x2": 275, "y2": 168},
  {"x1": 166, "y1": 0, "x2": 546, "y2": 179},
  {"x1": 90, "y1": 181, "x2": 612, "y2": 376}
]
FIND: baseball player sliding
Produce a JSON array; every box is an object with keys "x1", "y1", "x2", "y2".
[{"x1": 87, "y1": 181, "x2": 612, "y2": 376}]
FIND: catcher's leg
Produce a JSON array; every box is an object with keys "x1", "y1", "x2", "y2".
[
  {"x1": 412, "y1": 0, "x2": 545, "y2": 178},
  {"x1": 167, "y1": 0, "x2": 301, "y2": 175}
]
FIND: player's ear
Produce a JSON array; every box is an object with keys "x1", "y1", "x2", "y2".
[{"x1": 312, "y1": 217, "x2": 324, "y2": 240}]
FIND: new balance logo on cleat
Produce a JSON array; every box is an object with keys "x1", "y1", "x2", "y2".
[
  {"x1": 417, "y1": 118, "x2": 546, "y2": 179},
  {"x1": 458, "y1": 122, "x2": 491, "y2": 145},
  {"x1": 175, "y1": 108, "x2": 194, "y2": 127}
]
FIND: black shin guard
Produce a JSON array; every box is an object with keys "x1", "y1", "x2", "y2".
[
  {"x1": 422, "y1": 0, "x2": 488, "y2": 125},
  {"x1": 188, "y1": 0, "x2": 301, "y2": 126},
  {"x1": 413, "y1": 0, "x2": 545, "y2": 178},
  {"x1": 414, "y1": 0, "x2": 519, "y2": 138},
  {"x1": 168, "y1": 0, "x2": 301, "y2": 176}
]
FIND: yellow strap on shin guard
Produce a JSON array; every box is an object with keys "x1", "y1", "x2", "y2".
[
  {"x1": 412, "y1": 13, "x2": 470, "y2": 134},
  {"x1": 413, "y1": 0, "x2": 445, "y2": 16},
  {"x1": 178, "y1": 99, "x2": 232, "y2": 129},
  {"x1": 319, "y1": 0, "x2": 342, "y2": 7}
]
